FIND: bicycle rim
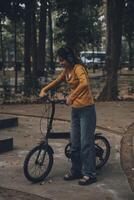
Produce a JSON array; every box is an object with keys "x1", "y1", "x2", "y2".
[
  {"x1": 95, "y1": 135, "x2": 110, "y2": 169},
  {"x1": 24, "y1": 146, "x2": 53, "y2": 182}
]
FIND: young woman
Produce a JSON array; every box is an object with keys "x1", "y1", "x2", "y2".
[{"x1": 39, "y1": 47, "x2": 97, "y2": 185}]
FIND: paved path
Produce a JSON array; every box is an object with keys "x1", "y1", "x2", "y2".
[
  {"x1": 0, "y1": 187, "x2": 51, "y2": 200},
  {"x1": 0, "y1": 102, "x2": 134, "y2": 200}
]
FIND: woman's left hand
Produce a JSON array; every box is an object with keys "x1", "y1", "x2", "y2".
[{"x1": 66, "y1": 96, "x2": 73, "y2": 105}]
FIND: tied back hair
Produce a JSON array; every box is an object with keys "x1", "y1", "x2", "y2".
[
  {"x1": 57, "y1": 46, "x2": 88, "y2": 72},
  {"x1": 57, "y1": 46, "x2": 79, "y2": 66}
]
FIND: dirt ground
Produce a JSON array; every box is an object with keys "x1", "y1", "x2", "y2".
[
  {"x1": 0, "y1": 101, "x2": 134, "y2": 134},
  {"x1": 0, "y1": 101, "x2": 134, "y2": 200}
]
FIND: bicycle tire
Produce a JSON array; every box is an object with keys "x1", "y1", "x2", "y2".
[
  {"x1": 65, "y1": 134, "x2": 110, "y2": 169},
  {"x1": 65, "y1": 142, "x2": 71, "y2": 158},
  {"x1": 95, "y1": 134, "x2": 110, "y2": 169},
  {"x1": 23, "y1": 145, "x2": 53, "y2": 183}
]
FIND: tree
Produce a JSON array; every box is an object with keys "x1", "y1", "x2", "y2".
[
  {"x1": 0, "y1": 0, "x2": 25, "y2": 91},
  {"x1": 98, "y1": 0, "x2": 125, "y2": 101},
  {"x1": 47, "y1": 0, "x2": 55, "y2": 74},
  {"x1": 55, "y1": 0, "x2": 84, "y2": 53},
  {"x1": 123, "y1": 0, "x2": 134, "y2": 70},
  {"x1": 82, "y1": 0, "x2": 103, "y2": 50},
  {"x1": 24, "y1": 0, "x2": 32, "y2": 90},
  {"x1": 31, "y1": 0, "x2": 38, "y2": 78},
  {"x1": 37, "y1": 0, "x2": 47, "y2": 77},
  {"x1": 10, "y1": 0, "x2": 24, "y2": 92},
  {"x1": 55, "y1": 0, "x2": 103, "y2": 55},
  {"x1": 0, "y1": 14, "x2": 5, "y2": 75}
]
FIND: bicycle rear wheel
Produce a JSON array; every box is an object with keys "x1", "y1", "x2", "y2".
[
  {"x1": 95, "y1": 134, "x2": 110, "y2": 169},
  {"x1": 65, "y1": 134, "x2": 110, "y2": 169},
  {"x1": 23, "y1": 145, "x2": 53, "y2": 183},
  {"x1": 65, "y1": 142, "x2": 71, "y2": 158}
]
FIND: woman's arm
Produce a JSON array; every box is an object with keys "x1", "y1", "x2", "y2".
[
  {"x1": 39, "y1": 71, "x2": 65, "y2": 97},
  {"x1": 68, "y1": 65, "x2": 89, "y2": 103}
]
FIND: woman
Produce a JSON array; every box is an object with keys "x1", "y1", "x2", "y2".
[{"x1": 39, "y1": 47, "x2": 97, "y2": 185}]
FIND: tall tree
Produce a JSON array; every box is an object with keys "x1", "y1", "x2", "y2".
[
  {"x1": 98, "y1": 0, "x2": 125, "y2": 100},
  {"x1": 55, "y1": 0, "x2": 102, "y2": 54},
  {"x1": 47, "y1": 0, "x2": 55, "y2": 74},
  {"x1": 64, "y1": 0, "x2": 83, "y2": 53},
  {"x1": 31, "y1": 0, "x2": 38, "y2": 78},
  {"x1": 123, "y1": 0, "x2": 134, "y2": 70},
  {"x1": 37, "y1": 0, "x2": 47, "y2": 77},
  {"x1": 0, "y1": 15, "x2": 5, "y2": 75},
  {"x1": 55, "y1": 0, "x2": 83, "y2": 53},
  {"x1": 10, "y1": 1, "x2": 22, "y2": 92},
  {"x1": 24, "y1": 1, "x2": 32, "y2": 88},
  {"x1": 0, "y1": 0, "x2": 25, "y2": 91},
  {"x1": 81, "y1": 0, "x2": 102, "y2": 51}
]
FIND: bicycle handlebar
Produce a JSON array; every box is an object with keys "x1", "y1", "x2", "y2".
[{"x1": 39, "y1": 94, "x2": 67, "y2": 105}]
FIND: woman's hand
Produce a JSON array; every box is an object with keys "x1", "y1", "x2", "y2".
[
  {"x1": 66, "y1": 96, "x2": 73, "y2": 105},
  {"x1": 39, "y1": 89, "x2": 47, "y2": 97}
]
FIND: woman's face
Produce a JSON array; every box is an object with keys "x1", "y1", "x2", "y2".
[{"x1": 58, "y1": 57, "x2": 70, "y2": 68}]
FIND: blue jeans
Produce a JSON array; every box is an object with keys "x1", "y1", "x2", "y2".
[{"x1": 70, "y1": 104, "x2": 96, "y2": 178}]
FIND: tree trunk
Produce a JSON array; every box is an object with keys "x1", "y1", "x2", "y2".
[
  {"x1": 66, "y1": 0, "x2": 83, "y2": 53},
  {"x1": 14, "y1": 20, "x2": 18, "y2": 93},
  {"x1": 98, "y1": 0, "x2": 125, "y2": 101},
  {"x1": 128, "y1": 37, "x2": 133, "y2": 71},
  {"x1": 37, "y1": 0, "x2": 47, "y2": 77},
  {"x1": 31, "y1": 0, "x2": 37, "y2": 78},
  {"x1": 0, "y1": 17, "x2": 5, "y2": 75},
  {"x1": 48, "y1": 0, "x2": 54, "y2": 74},
  {"x1": 24, "y1": 1, "x2": 32, "y2": 94}
]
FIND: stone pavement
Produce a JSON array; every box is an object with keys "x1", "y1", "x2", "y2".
[
  {"x1": 120, "y1": 123, "x2": 134, "y2": 192},
  {"x1": 0, "y1": 102, "x2": 134, "y2": 200},
  {"x1": 0, "y1": 187, "x2": 51, "y2": 200}
]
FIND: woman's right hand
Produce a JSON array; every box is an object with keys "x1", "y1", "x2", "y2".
[{"x1": 39, "y1": 89, "x2": 47, "y2": 97}]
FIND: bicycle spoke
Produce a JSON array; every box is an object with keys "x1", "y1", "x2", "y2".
[
  {"x1": 95, "y1": 135, "x2": 110, "y2": 169},
  {"x1": 27, "y1": 150, "x2": 50, "y2": 178}
]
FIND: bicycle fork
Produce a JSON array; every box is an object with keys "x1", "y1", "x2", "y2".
[{"x1": 35, "y1": 142, "x2": 54, "y2": 166}]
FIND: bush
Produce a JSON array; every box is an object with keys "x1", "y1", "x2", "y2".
[{"x1": 23, "y1": 76, "x2": 41, "y2": 96}]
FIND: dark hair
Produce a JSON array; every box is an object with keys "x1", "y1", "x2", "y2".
[{"x1": 57, "y1": 47, "x2": 77, "y2": 65}]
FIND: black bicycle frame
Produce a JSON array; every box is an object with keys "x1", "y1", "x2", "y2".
[{"x1": 46, "y1": 101, "x2": 55, "y2": 139}]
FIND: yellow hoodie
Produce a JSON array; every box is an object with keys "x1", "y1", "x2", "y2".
[{"x1": 43, "y1": 64, "x2": 94, "y2": 108}]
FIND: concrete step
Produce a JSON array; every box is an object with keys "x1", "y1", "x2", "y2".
[
  {"x1": 0, "y1": 115, "x2": 18, "y2": 129},
  {"x1": 0, "y1": 136, "x2": 13, "y2": 153}
]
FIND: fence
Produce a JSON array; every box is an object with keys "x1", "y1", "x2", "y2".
[{"x1": 0, "y1": 71, "x2": 134, "y2": 103}]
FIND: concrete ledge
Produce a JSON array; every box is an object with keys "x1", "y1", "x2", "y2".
[
  {"x1": 0, "y1": 115, "x2": 18, "y2": 129},
  {"x1": 120, "y1": 123, "x2": 134, "y2": 192},
  {"x1": 0, "y1": 136, "x2": 13, "y2": 153},
  {"x1": 0, "y1": 186, "x2": 52, "y2": 200}
]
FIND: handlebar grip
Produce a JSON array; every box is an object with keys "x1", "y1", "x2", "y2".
[
  {"x1": 38, "y1": 92, "x2": 67, "y2": 105},
  {"x1": 54, "y1": 99, "x2": 66, "y2": 104},
  {"x1": 38, "y1": 95, "x2": 50, "y2": 102}
]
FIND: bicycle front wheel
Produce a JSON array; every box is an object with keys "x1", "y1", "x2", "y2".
[{"x1": 23, "y1": 145, "x2": 53, "y2": 183}]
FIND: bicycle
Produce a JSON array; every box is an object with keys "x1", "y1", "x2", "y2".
[{"x1": 23, "y1": 91, "x2": 110, "y2": 183}]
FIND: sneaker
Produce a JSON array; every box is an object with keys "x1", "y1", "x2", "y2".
[
  {"x1": 64, "y1": 172, "x2": 82, "y2": 181},
  {"x1": 78, "y1": 176, "x2": 97, "y2": 186}
]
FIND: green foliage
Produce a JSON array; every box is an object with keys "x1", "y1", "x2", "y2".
[
  {"x1": 1, "y1": 76, "x2": 11, "y2": 99},
  {"x1": 128, "y1": 79, "x2": 134, "y2": 94},
  {"x1": 54, "y1": 0, "x2": 102, "y2": 52},
  {"x1": 0, "y1": 18, "x2": 24, "y2": 65},
  {"x1": 23, "y1": 75, "x2": 41, "y2": 96}
]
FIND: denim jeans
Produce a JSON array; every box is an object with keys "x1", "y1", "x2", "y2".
[{"x1": 70, "y1": 104, "x2": 96, "y2": 178}]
